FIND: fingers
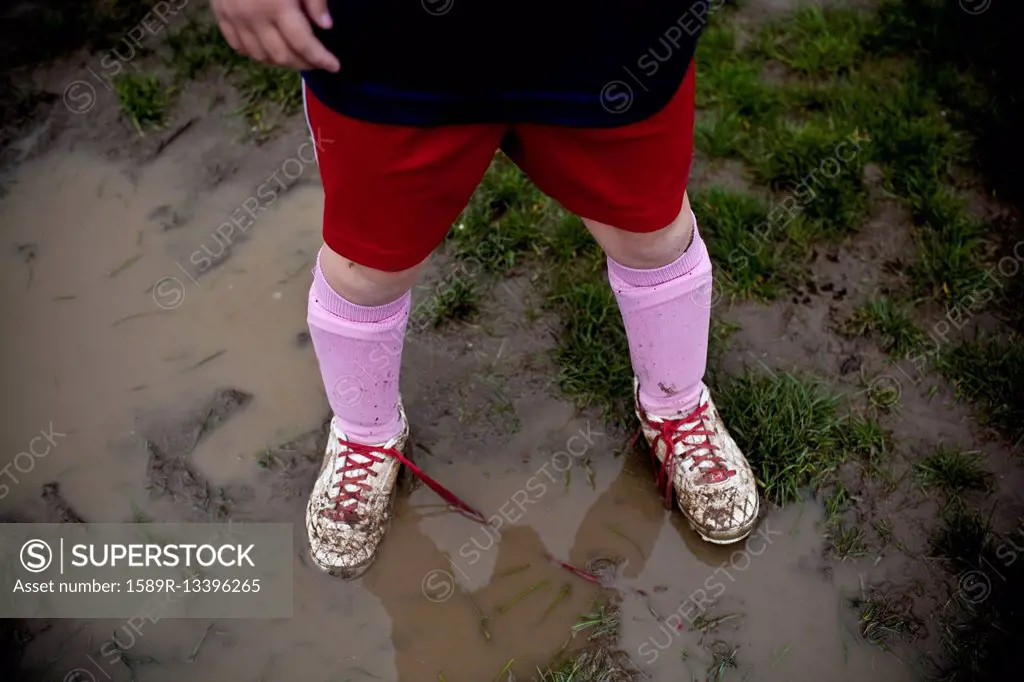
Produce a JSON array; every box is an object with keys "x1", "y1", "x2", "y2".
[
  {"x1": 213, "y1": 1, "x2": 338, "y2": 72},
  {"x1": 256, "y1": 28, "x2": 307, "y2": 70},
  {"x1": 301, "y1": 0, "x2": 333, "y2": 29},
  {"x1": 277, "y1": 11, "x2": 341, "y2": 72},
  {"x1": 217, "y1": 20, "x2": 243, "y2": 53},
  {"x1": 237, "y1": 28, "x2": 269, "y2": 63}
]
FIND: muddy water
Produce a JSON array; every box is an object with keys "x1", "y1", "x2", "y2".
[{"x1": 2, "y1": 149, "x2": 914, "y2": 680}]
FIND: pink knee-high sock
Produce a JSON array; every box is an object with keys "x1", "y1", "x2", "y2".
[
  {"x1": 307, "y1": 256, "x2": 408, "y2": 443},
  {"x1": 608, "y1": 216, "x2": 712, "y2": 416}
]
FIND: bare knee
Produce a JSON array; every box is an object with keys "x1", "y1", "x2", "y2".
[
  {"x1": 584, "y1": 193, "x2": 694, "y2": 269},
  {"x1": 319, "y1": 245, "x2": 424, "y2": 306}
]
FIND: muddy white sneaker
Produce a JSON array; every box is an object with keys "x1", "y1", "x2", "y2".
[
  {"x1": 305, "y1": 408, "x2": 410, "y2": 578},
  {"x1": 635, "y1": 379, "x2": 759, "y2": 544},
  {"x1": 305, "y1": 401, "x2": 484, "y2": 578}
]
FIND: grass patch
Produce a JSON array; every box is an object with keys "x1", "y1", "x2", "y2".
[
  {"x1": 752, "y1": 6, "x2": 871, "y2": 77},
  {"x1": 929, "y1": 508, "x2": 994, "y2": 568},
  {"x1": 1, "y1": 0, "x2": 156, "y2": 72},
  {"x1": 840, "y1": 415, "x2": 890, "y2": 470},
  {"x1": 428, "y1": 276, "x2": 480, "y2": 327},
  {"x1": 823, "y1": 476, "x2": 875, "y2": 559},
  {"x1": 743, "y1": 119, "x2": 868, "y2": 238},
  {"x1": 915, "y1": 447, "x2": 992, "y2": 498},
  {"x1": 871, "y1": 0, "x2": 1024, "y2": 209},
  {"x1": 234, "y1": 64, "x2": 303, "y2": 138},
  {"x1": 845, "y1": 296, "x2": 924, "y2": 356},
  {"x1": 830, "y1": 521, "x2": 869, "y2": 560},
  {"x1": 451, "y1": 154, "x2": 551, "y2": 272},
  {"x1": 908, "y1": 209, "x2": 988, "y2": 309},
  {"x1": 113, "y1": 73, "x2": 175, "y2": 133},
  {"x1": 695, "y1": 110, "x2": 749, "y2": 158},
  {"x1": 697, "y1": 58, "x2": 784, "y2": 126},
  {"x1": 165, "y1": 20, "x2": 240, "y2": 80},
  {"x1": 547, "y1": 279, "x2": 632, "y2": 423},
  {"x1": 693, "y1": 2, "x2": 1000, "y2": 309},
  {"x1": 712, "y1": 370, "x2": 879, "y2": 505},
  {"x1": 705, "y1": 641, "x2": 740, "y2": 682},
  {"x1": 927, "y1": 507, "x2": 1024, "y2": 681},
  {"x1": 824, "y1": 481, "x2": 852, "y2": 522},
  {"x1": 537, "y1": 603, "x2": 633, "y2": 681},
  {"x1": 853, "y1": 591, "x2": 923, "y2": 650},
  {"x1": 537, "y1": 647, "x2": 632, "y2": 682},
  {"x1": 938, "y1": 334, "x2": 1024, "y2": 446},
  {"x1": 570, "y1": 603, "x2": 620, "y2": 642},
  {"x1": 545, "y1": 213, "x2": 602, "y2": 267},
  {"x1": 690, "y1": 187, "x2": 789, "y2": 301},
  {"x1": 539, "y1": 173, "x2": 630, "y2": 421}
]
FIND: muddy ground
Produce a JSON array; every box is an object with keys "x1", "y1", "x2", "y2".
[{"x1": 2, "y1": 1, "x2": 1023, "y2": 681}]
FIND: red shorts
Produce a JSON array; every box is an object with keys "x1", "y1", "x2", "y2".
[{"x1": 303, "y1": 64, "x2": 695, "y2": 272}]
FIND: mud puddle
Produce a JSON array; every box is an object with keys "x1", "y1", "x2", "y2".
[{"x1": 2, "y1": 140, "x2": 914, "y2": 681}]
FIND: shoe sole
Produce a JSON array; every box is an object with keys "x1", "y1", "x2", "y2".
[
  {"x1": 682, "y1": 496, "x2": 760, "y2": 545},
  {"x1": 307, "y1": 495, "x2": 395, "y2": 580}
]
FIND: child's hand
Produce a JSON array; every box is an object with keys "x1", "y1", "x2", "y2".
[{"x1": 211, "y1": 0, "x2": 341, "y2": 72}]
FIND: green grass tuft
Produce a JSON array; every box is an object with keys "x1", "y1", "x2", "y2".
[
  {"x1": 915, "y1": 446, "x2": 993, "y2": 498},
  {"x1": 908, "y1": 205, "x2": 988, "y2": 309},
  {"x1": 537, "y1": 603, "x2": 631, "y2": 682},
  {"x1": 853, "y1": 592, "x2": 923, "y2": 650},
  {"x1": 545, "y1": 213, "x2": 601, "y2": 266},
  {"x1": 451, "y1": 155, "x2": 550, "y2": 272},
  {"x1": 696, "y1": 22, "x2": 738, "y2": 65},
  {"x1": 113, "y1": 73, "x2": 174, "y2": 133},
  {"x1": 744, "y1": 119, "x2": 868, "y2": 237},
  {"x1": 537, "y1": 647, "x2": 632, "y2": 682},
  {"x1": 234, "y1": 64, "x2": 303, "y2": 138},
  {"x1": 165, "y1": 20, "x2": 241, "y2": 80},
  {"x1": 824, "y1": 481, "x2": 852, "y2": 521},
  {"x1": 938, "y1": 334, "x2": 1024, "y2": 446},
  {"x1": 839, "y1": 415, "x2": 890, "y2": 462},
  {"x1": 695, "y1": 110, "x2": 750, "y2": 158},
  {"x1": 705, "y1": 641, "x2": 740, "y2": 682},
  {"x1": 846, "y1": 296, "x2": 924, "y2": 356},
  {"x1": 929, "y1": 508, "x2": 993, "y2": 569},
  {"x1": 753, "y1": 6, "x2": 872, "y2": 77},
  {"x1": 698, "y1": 59, "x2": 783, "y2": 124},
  {"x1": 428, "y1": 276, "x2": 480, "y2": 327},
  {"x1": 830, "y1": 522, "x2": 869, "y2": 560},
  {"x1": 713, "y1": 370, "x2": 870, "y2": 505},
  {"x1": 547, "y1": 280, "x2": 632, "y2": 423},
  {"x1": 691, "y1": 187, "x2": 789, "y2": 301}
]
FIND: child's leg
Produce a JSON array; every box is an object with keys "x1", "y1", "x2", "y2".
[
  {"x1": 586, "y1": 195, "x2": 709, "y2": 416},
  {"x1": 513, "y1": 64, "x2": 759, "y2": 543},
  {"x1": 515, "y1": 66, "x2": 708, "y2": 417},
  {"x1": 303, "y1": 84, "x2": 501, "y2": 438},
  {"x1": 307, "y1": 248, "x2": 418, "y2": 444},
  {"x1": 302, "y1": 85, "x2": 500, "y2": 576}
]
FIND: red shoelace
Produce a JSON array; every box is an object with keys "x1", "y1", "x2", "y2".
[
  {"x1": 325, "y1": 438, "x2": 485, "y2": 524},
  {"x1": 640, "y1": 401, "x2": 736, "y2": 509}
]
